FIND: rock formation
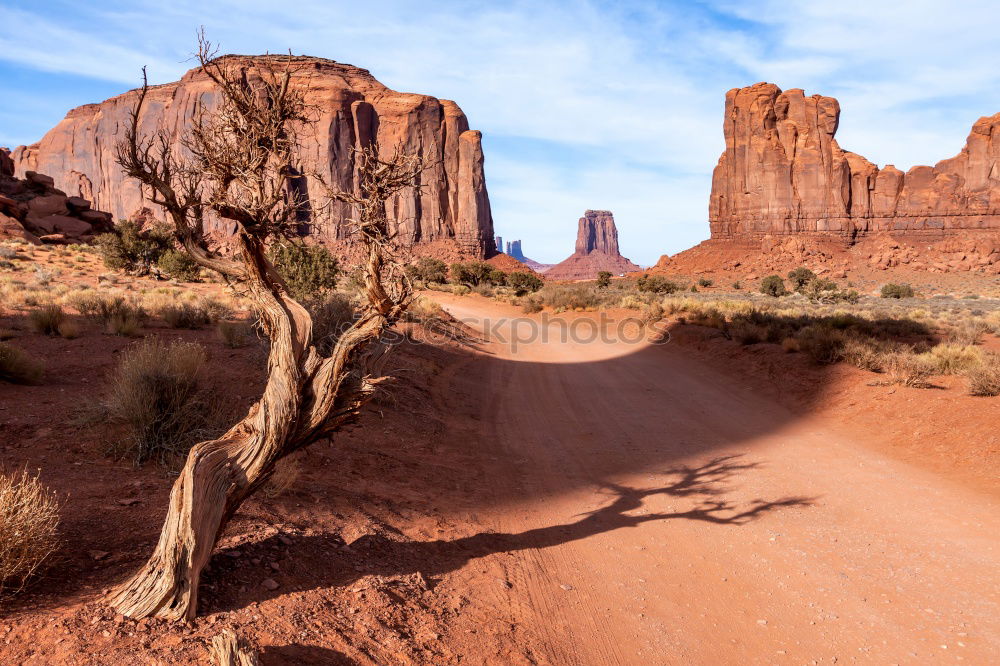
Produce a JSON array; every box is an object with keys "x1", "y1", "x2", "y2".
[
  {"x1": 0, "y1": 148, "x2": 113, "y2": 244},
  {"x1": 545, "y1": 210, "x2": 640, "y2": 280},
  {"x1": 13, "y1": 55, "x2": 496, "y2": 258},
  {"x1": 710, "y1": 82, "x2": 1000, "y2": 240},
  {"x1": 502, "y1": 239, "x2": 551, "y2": 273}
]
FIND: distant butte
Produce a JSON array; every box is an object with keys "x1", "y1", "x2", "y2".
[{"x1": 545, "y1": 210, "x2": 640, "y2": 280}]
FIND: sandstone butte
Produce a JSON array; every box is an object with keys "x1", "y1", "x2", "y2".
[
  {"x1": 658, "y1": 82, "x2": 1000, "y2": 275},
  {"x1": 503, "y1": 239, "x2": 551, "y2": 273},
  {"x1": 11, "y1": 55, "x2": 496, "y2": 260},
  {"x1": 545, "y1": 210, "x2": 641, "y2": 280}
]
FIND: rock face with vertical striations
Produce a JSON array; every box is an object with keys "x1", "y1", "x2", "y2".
[
  {"x1": 13, "y1": 55, "x2": 497, "y2": 259},
  {"x1": 709, "y1": 82, "x2": 1000, "y2": 240},
  {"x1": 545, "y1": 210, "x2": 640, "y2": 280}
]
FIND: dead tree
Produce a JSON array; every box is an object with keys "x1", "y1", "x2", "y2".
[{"x1": 107, "y1": 36, "x2": 422, "y2": 621}]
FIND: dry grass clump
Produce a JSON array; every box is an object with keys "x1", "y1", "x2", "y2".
[
  {"x1": 841, "y1": 338, "x2": 885, "y2": 372},
  {"x1": 964, "y1": 354, "x2": 1000, "y2": 396},
  {"x1": 307, "y1": 292, "x2": 358, "y2": 355},
  {"x1": 880, "y1": 352, "x2": 934, "y2": 387},
  {"x1": 104, "y1": 338, "x2": 209, "y2": 465},
  {"x1": 68, "y1": 290, "x2": 147, "y2": 333},
  {"x1": 0, "y1": 468, "x2": 60, "y2": 598},
  {"x1": 521, "y1": 296, "x2": 544, "y2": 314},
  {"x1": 948, "y1": 318, "x2": 991, "y2": 346},
  {"x1": 28, "y1": 305, "x2": 66, "y2": 335},
  {"x1": 795, "y1": 326, "x2": 847, "y2": 364},
  {"x1": 919, "y1": 343, "x2": 985, "y2": 375},
  {"x1": 618, "y1": 294, "x2": 647, "y2": 310},
  {"x1": 0, "y1": 343, "x2": 44, "y2": 384},
  {"x1": 217, "y1": 320, "x2": 254, "y2": 348}
]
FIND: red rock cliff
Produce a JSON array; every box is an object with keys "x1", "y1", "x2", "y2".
[
  {"x1": 709, "y1": 82, "x2": 1000, "y2": 240},
  {"x1": 13, "y1": 55, "x2": 496, "y2": 257}
]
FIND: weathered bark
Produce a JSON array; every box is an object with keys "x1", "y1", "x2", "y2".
[
  {"x1": 107, "y1": 39, "x2": 418, "y2": 621},
  {"x1": 209, "y1": 630, "x2": 259, "y2": 666},
  {"x1": 108, "y1": 232, "x2": 400, "y2": 620}
]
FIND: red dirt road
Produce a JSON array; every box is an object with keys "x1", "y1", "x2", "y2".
[{"x1": 436, "y1": 295, "x2": 999, "y2": 664}]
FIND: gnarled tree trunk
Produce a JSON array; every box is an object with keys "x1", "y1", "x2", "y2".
[{"x1": 109, "y1": 231, "x2": 404, "y2": 620}]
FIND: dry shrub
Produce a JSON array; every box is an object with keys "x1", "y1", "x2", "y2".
[
  {"x1": 218, "y1": 320, "x2": 253, "y2": 348},
  {"x1": 729, "y1": 320, "x2": 767, "y2": 345},
  {"x1": 105, "y1": 338, "x2": 209, "y2": 465},
  {"x1": 159, "y1": 302, "x2": 213, "y2": 329},
  {"x1": 70, "y1": 291, "x2": 147, "y2": 329},
  {"x1": 0, "y1": 468, "x2": 60, "y2": 597},
  {"x1": 964, "y1": 353, "x2": 1000, "y2": 396},
  {"x1": 795, "y1": 326, "x2": 846, "y2": 364},
  {"x1": 642, "y1": 301, "x2": 665, "y2": 325},
  {"x1": 29, "y1": 305, "x2": 65, "y2": 335},
  {"x1": 57, "y1": 318, "x2": 81, "y2": 339},
  {"x1": 841, "y1": 338, "x2": 884, "y2": 372},
  {"x1": 881, "y1": 352, "x2": 934, "y2": 387},
  {"x1": 0, "y1": 343, "x2": 44, "y2": 384},
  {"x1": 307, "y1": 292, "x2": 358, "y2": 355},
  {"x1": 919, "y1": 343, "x2": 984, "y2": 375},
  {"x1": 949, "y1": 319, "x2": 991, "y2": 346},
  {"x1": 780, "y1": 337, "x2": 800, "y2": 353},
  {"x1": 521, "y1": 296, "x2": 543, "y2": 314},
  {"x1": 618, "y1": 294, "x2": 647, "y2": 310},
  {"x1": 986, "y1": 311, "x2": 1000, "y2": 335}
]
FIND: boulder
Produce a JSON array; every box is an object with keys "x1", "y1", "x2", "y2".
[
  {"x1": 66, "y1": 196, "x2": 92, "y2": 211},
  {"x1": 28, "y1": 214, "x2": 92, "y2": 237},
  {"x1": 26, "y1": 194, "x2": 69, "y2": 221},
  {"x1": 0, "y1": 212, "x2": 41, "y2": 244}
]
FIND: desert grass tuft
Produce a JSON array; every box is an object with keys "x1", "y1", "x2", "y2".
[
  {"x1": 104, "y1": 338, "x2": 209, "y2": 465},
  {"x1": 0, "y1": 468, "x2": 60, "y2": 598},
  {"x1": 0, "y1": 343, "x2": 44, "y2": 384}
]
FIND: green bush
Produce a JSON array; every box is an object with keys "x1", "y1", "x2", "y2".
[
  {"x1": 596, "y1": 271, "x2": 612, "y2": 288},
  {"x1": 156, "y1": 249, "x2": 201, "y2": 282},
  {"x1": 507, "y1": 271, "x2": 543, "y2": 296},
  {"x1": 487, "y1": 268, "x2": 508, "y2": 287},
  {"x1": 406, "y1": 257, "x2": 448, "y2": 284},
  {"x1": 881, "y1": 283, "x2": 914, "y2": 299},
  {"x1": 787, "y1": 267, "x2": 817, "y2": 291},
  {"x1": 268, "y1": 242, "x2": 339, "y2": 300},
  {"x1": 760, "y1": 275, "x2": 787, "y2": 297},
  {"x1": 636, "y1": 274, "x2": 680, "y2": 294},
  {"x1": 449, "y1": 261, "x2": 494, "y2": 286},
  {"x1": 94, "y1": 221, "x2": 174, "y2": 275}
]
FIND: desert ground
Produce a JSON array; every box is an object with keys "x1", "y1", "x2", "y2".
[{"x1": 1, "y1": 242, "x2": 997, "y2": 663}]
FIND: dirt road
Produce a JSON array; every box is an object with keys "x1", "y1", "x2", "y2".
[{"x1": 435, "y1": 295, "x2": 999, "y2": 665}]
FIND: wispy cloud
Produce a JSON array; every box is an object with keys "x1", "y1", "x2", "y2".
[{"x1": 1, "y1": 1, "x2": 997, "y2": 263}]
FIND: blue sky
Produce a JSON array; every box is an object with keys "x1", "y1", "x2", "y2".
[{"x1": 2, "y1": 1, "x2": 999, "y2": 265}]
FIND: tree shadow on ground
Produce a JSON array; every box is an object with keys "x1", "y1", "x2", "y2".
[
  {"x1": 259, "y1": 643, "x2": 357, "y2": 665},
  {"x1": 202, "y1": 455, "x2": 814, "y2": 612}
]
